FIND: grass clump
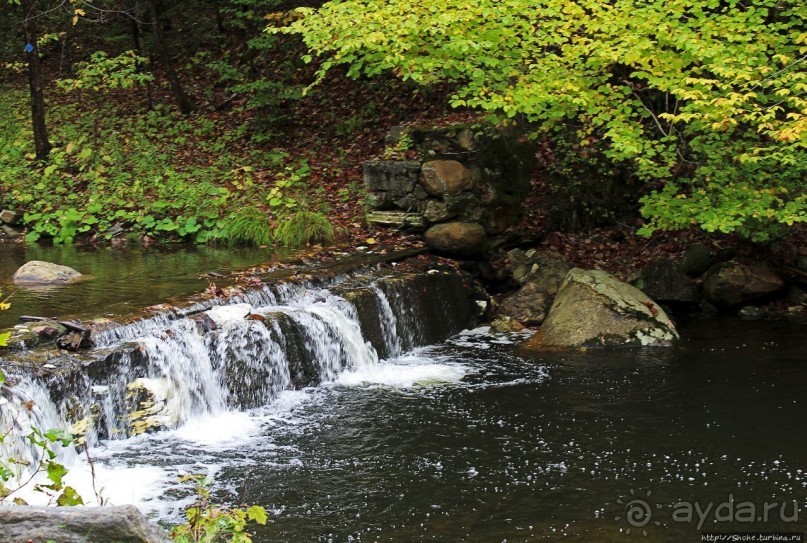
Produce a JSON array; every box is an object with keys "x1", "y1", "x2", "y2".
[
  {"x1": 218, "y1": 207, "x2": 273, "y2": 247},
  {"x1": 274, "y1": 211, "x2": 334, "y2": 247}
]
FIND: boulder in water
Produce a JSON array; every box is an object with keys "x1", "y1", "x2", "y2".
[
  {"x1": 12, "y1": 260, "x2": 84, "y2": 285},
  {"x1": 523, "y1": 268, "x2": 679, "y2": 349},
  {"x1": 0, "y1": 505, "x2": 171, "y2": 543}
]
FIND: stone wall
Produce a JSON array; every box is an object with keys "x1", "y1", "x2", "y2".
[{"x1": 364, "y1": 124, "x2": 536, "y2": 255}]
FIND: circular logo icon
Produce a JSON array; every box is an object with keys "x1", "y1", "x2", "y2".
[{"x1": 614, "y1": 489, "x2": 661, "y2": 536}]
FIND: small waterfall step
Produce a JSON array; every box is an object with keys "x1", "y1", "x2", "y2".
[{"x1": 0, "y1": 269, "x2": 478, "y2": 454}]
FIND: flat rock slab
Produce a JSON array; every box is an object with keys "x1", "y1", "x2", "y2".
[
  {"x1": 0, "y1": 505, "x2": 171, "y2": 543},
  {"x1": 12, "y1": 260, "x2": 84, "y2": 285}
]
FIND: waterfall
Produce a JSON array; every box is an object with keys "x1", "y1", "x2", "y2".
[{"x1": 0, "y1": 271, "x2": 473, "y2": 497}]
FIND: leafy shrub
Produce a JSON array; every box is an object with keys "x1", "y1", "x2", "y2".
[{"x1": 171, "y1": 475, "x2": 267, "y2": 543}]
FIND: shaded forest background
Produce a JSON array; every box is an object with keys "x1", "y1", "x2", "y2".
[{"x1": 0, "y1": 0, "x2": 804, "y2": 270}]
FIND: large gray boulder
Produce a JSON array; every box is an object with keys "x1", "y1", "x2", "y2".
[
  {"x1": 703, "y1": 261, "x2": 785, "y2": 308},
  {"x1": 424, "y1": 222, "x2": 487, "y2": 256},
  {"x1": 631, "y1": 259, "x2": 700, "y2": 304},
  {"x1": 12, "y1": 260, "x2": 84, "y2": 285},
  {"x1": 0, "y1": 505, "x2": 171, "y2": 543},
  {"x1": 523, "y1": 268, "x2": 679, "y2": 349}
]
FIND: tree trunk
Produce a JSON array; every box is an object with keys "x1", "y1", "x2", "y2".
[
  {"x1": 146, "y1": 0, "x2": 194, "y2": 114},
  {"x1": 128, "y1": 0, "x2": 153, "y2": 110},
  {"x1": 21, "y1": 2, "x2": 52, "y2": 160}
]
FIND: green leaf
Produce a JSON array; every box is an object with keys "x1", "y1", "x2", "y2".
[
  {"x1": 56, "y1": 486, "x2": 84, "y2": 506},
  {"x1": 46, "y1": 462, "x2": 68, "y2": 490},
  {"x1": 247, "y1": 505, "x2": 268, "y2": 525}
]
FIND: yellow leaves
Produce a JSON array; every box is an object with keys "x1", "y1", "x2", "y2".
[
  {"x1": 72, "y1": 8, "x2": 85, "y2": 25},
  {"x1": 0, "y1": 303, "x2": 9, "y2": 311}
]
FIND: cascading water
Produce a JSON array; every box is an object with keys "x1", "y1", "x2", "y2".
[{"x1": 0, "y1": 271, "x2": 474, "y2": 505}]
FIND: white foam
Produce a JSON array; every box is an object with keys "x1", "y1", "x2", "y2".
[
  {"x1": 207, "y1": 303, "x2": 253, "y2": 324},
  {"x1": 336, "y1": 355, "x2": 468, "y2": 388},
  {"x1": 170, "y1": 411, "x2": 260, "y2": 446}
]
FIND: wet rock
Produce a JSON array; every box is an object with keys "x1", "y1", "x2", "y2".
[
  {"x1": 125, "y1": 378, "x2": 176, "y2": 436},
  {"x1": 681, "y1": 243, "x2": 712, "y2": 276},
  {"x1": 30, "y1": 321, "x2": 68, "y2": 339},
  {"x1": 419, "y1": 160, "x2": 474, "y2": 196},
  {"x1": 490, "y1": 317, "x2": 525, "y2": 333},
  {"x1": 523, "y1": 269, "x2": 679, "y2": 349},
  {"x1": 0, "y1": 209, "x2": 19, "y2": 225},
  {"x1": 1, "y1": 225, "x2": 20, "y2": 239},
  {"x1": 738, "y1": 305, "x2": 767, "y2": 319},
  {"x1": 424, "y1": 222, "x2": 487, "y2": 256},
  {"x1": 190, "y1": 312, "x2": 218, "y2": 334},
  {"x1": 714, "y1": 246, "x2": 737, "y2": 263},
  {"x1": 12, "y1": 260, "x2": 84, "y2": 285},
  {"x1": 56, "y1": 330, "x2": 92, "y2": 351},
  {"x1": 495, "y1": 283, "x2": 550, "y2": 326},
  {"x1": 0, "y1": 505, "x2": 171, "y2": 543},
  {"x1": 508, "y1": 249, "x2": 571, "y2": 295},
  {"x1": 631, "y1": 259, "x2": 700, "y2": 304},
  {"x1": 703, "y1": 261, "x2": 785, "y2": 308}
]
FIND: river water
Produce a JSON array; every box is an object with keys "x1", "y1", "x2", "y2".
[
  {"x1": 1, "y1": 245, "x2": 805, "y2": 542},
  {"x1": 0, "y1": 243, "x2": 278, "y2": 328},
  {"x1": 68, "y1": 317, "x2": 807, "y2": 542}
]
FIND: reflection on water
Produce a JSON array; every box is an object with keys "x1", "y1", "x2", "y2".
[{"x1": 0, "y1": 242, "x2": 280, "y2": 327}]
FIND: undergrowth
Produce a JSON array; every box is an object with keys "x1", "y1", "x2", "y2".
[{"x1": 0, "y1": 88, "x2": 333, "y2": 248}]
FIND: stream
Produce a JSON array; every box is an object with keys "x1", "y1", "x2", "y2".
[{"x1": 1, "y1": 247, "x2": 805, "y2": 542}]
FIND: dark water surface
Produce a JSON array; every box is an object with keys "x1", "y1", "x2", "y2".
[
  {"x1": 100, "y1": 317, "x2": 805, "y2": 542},
  {"x1": 0, "y1": 243, "x2": 278, "y2": 328}
]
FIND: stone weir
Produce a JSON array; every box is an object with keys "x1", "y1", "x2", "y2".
[{"x1": 0, "y1": 256, "x2": 478, "y2": 449}]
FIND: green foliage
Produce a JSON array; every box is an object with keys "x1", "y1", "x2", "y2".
[
  {"x1": 213, "y1": 0, "x2": 305, "y2": 141},
  {"x1": 57, "y1": 50, "x2": 153, "y2": 93},
  {"x1": 0, "y1": 90, "x2": 286, "y2": 244},
  {"x1": 171, "y1": 475, "x2": 267, "y2": 543},
  {"x1": 274, "y1": 210, "x2": 334, "y2": 247},
  {"x1": 282, "y1": 0, "x2": 807, "y2": 241},
  {"x1": 218, "y1": 207, "x2": 273, "y2": 247}
]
